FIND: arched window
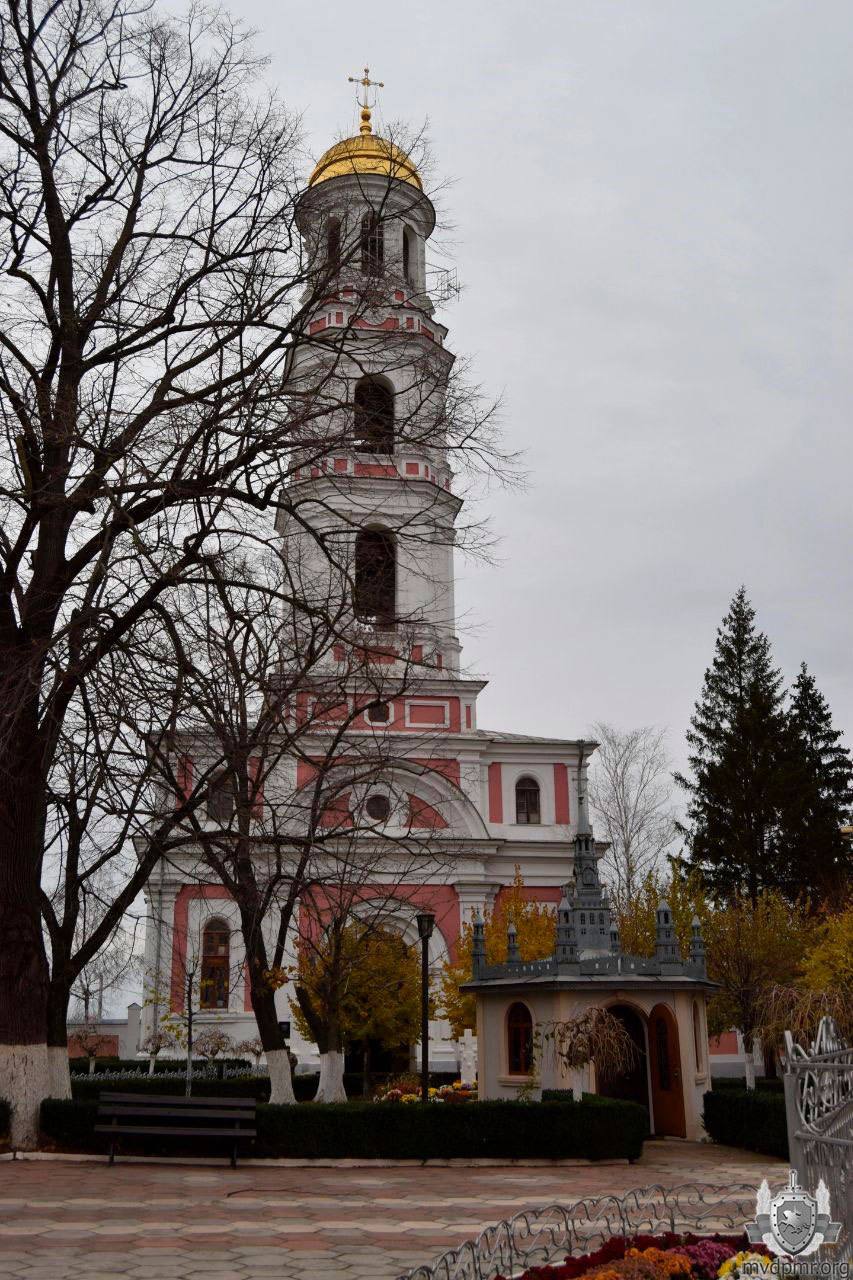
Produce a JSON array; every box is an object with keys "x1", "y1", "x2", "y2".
[
  {"x1": 654, "y1": 1015, "x2": 671, "y2": 1090},
  {"x1": 200, "y1": 919, "x2": 229, "y2": 1010},
  {"x1": 207, "y1": 773, "x2": 234, "y2": 823},
  {"x1": 515, "y1": 776, "x2": 541, "y2": 824},
  {"x1": 402, "y1": 225, "x2": 414, "y2": 285},
  {"x1": 354, "y1": 377, "x2": 394, "y2": 452},
  {"x1": 354, "y1": 528, "x2": 396, "y2": 625},
  {"x1": 507, "y1": 1002, "x2": 533, "y2": 1075},
  {"x1": 361, "y1": 212, "x2": 384, "y2": 275},
  {"x1": 325, "y1": 217, "x2": 341, "y2": 270},
  {"x1": 692, "y1": 1001, "x2": 704, "y2": 1073}
]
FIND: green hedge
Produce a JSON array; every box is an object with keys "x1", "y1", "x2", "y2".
[
  {"x1": 71, "y1": 1074, "x2": 272, "y2": 1101},
  {"x1": 711, "y1": 1076, "x2": 784, "y2": 1094},
  {"x1": 42, "y1": 1096, "x2": 647, "y2": 1161},
  {"x1": 69, "y1": 1057, "x2": 251, "y2": 1074},
  {"x1": 68, "y1": 1072, "x2": 452, "y2": 1103},
  {"x1": 702, "y1": 1088, "x2": 788, "y2": 1159}
]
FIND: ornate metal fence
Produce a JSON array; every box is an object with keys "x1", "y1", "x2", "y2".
[
  {"x1": 397, "y1": 1183, "x2": 763, "y2": 1280},
  {"x1": 783, "y1": 1016, "x2": 853, "y2": 1262}
]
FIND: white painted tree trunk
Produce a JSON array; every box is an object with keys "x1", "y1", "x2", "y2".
[
  {"x1": 266, "y1": 1047, "x2": 296, "y2": 1105},
  {"x1": 0, "y1": 1043, "x2": 52, "y2": 1149},
  {"x1": 315, "y1": 1050, "x2": 347, "y2": 1103},
  {"x1": 744, "y1": 1051, "x2": 756, "y2": 1090},
  {"x1": 566, "y1": 1063, "x2": 593, "y2": 1100},
  {"x1": 148, "y1": 1056, "x2": 156, "y2": 1076},
  {"x1": 47, "y1": 1046, "x2": 72, "y2": 1099}
]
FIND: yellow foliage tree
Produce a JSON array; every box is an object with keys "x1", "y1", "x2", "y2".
[
  {"x1": 292, "y1": 924, "x2": 421, "y2": 1054},
  {"x1": 702, "y1": 889, "x2": 814, "y2": 1087},
  {"x1": 800, "y1": 901, "x2": 853, "y2": 998},
  {"x1": 438, "y1": 867, "x2": 556, "y2": 1039},
  {"x1": 616, "y1": 862, "x2": 708, "y2": 958}
]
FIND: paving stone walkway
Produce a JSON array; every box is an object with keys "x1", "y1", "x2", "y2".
[{"x1": 0, "y1": 1142, "x2": 783, "y2": 1279}]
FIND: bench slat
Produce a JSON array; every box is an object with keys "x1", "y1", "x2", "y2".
[
  {"x1": 99, "y1": 1092, "x2": 255, "y2": 1107},
  {"x1": 99, "y1": 1106, "x2": 254, "y2": 1121},
  {"x1": 95, "y1": 1124, "x2": 256, "y2": 1138}
]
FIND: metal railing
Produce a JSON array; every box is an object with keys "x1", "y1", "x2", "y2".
[
  {"x1": 397, "y1": 1183, "x2": 766, "y2": 1280},
  {"x1": 783, "y1": 1016, "x2": 853, "y2": 1262}
]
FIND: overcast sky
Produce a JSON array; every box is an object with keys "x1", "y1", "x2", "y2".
[{"x1": 219, "y1": 0, "x2": 853, "y2": 771}]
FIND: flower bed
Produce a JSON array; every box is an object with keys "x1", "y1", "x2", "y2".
[
  {"x1": 374, "y1": 1074, "x2": 477, "y2": 1104},
  {"x1": 503, "y1": 1233, "x2": 772, "y2": 1280}
]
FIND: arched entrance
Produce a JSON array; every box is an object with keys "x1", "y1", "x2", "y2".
[
  {"x1": 648, "y1": 1002, "x2": 686, "y2": 1137},
  {"x1": 600, "y1": 1004, "x2": 650, "y2": 1123}
]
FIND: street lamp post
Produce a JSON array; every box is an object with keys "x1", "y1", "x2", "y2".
[{"x1": 416, "y1": 911, "x2": 435, "y2": 1104}]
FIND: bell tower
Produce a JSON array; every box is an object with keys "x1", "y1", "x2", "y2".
[{"x1": 278, "y1": 73, "x2": 473, "y2": 698}]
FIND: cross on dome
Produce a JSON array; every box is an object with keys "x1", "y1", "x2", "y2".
[{"x1": 348, "y1": 65, "x2": 384, "y2": 135}]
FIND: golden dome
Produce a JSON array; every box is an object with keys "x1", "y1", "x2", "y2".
[{"x1": 308, "y1": 105, "x2": 422, "y2": 190}]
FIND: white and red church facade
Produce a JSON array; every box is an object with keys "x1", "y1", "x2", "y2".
[{"x1": 139, "y1": 91, "x2": 597, "y2": 1076}]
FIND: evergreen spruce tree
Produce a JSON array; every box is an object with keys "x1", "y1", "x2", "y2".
[
  {"x1": 773, "y1": 663, "x2": 853, "y2": 901},
  {"x1": 675, "y1": 588, "x2": 788, "y2": 902}
]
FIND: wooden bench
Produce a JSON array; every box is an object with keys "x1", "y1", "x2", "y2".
[{"x1": 95, "y1": 1091, "x2": 257, "y2": 1167}]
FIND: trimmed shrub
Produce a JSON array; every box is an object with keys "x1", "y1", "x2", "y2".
[
  {"x1": 71, "y1": 1074, "x2": 272, "y2": 1101},
  {"x1": 0, "y1": 1098, "x2": 10, "y2": 1140},
  {"x1": 711, "y1": 1077, "x2": 784, "y2": 1094},
  {"x1": 41, "y1": 1096, "x2": 647, "y2": 1161},
  {"x1": 69, "y1": 1057, "x2": 251, "y2": 1075},
  {"x1": 702, "y1": 1088, "x2": 788, "y2": 1159},
  {"x1": 261, "y1": 1097, "x2": 646, "y2": 1160},
  {"x1": 42, "y1": 1099, "x2": 100, "y2": 1150}
]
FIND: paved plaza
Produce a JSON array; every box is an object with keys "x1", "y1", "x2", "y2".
[{"x1": 0, "y1": 1142, "x2": 783, "y2": 1280}]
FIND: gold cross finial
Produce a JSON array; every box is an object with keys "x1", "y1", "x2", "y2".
[{"x1": 348, "y1": 65, "x2": 384, "y2": 134}]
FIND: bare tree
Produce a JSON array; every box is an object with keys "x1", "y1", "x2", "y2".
[
  {"x1": 588, "y1": 723, "x2": 677, "y2": 912},
  {"x1": 135, "y1": 547, "x2": 461, "y2": 1105},
  {"x1": 0, "y1": 0, "x2": 499, "y2": 1144},
  {"x1": 540, "y1": 1007, "x2": 640, "y2": 1094}
]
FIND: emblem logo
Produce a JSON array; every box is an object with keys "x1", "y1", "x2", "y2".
[{"x1": 746, "y1": 1170, "x2": 843, "y2": 1258}]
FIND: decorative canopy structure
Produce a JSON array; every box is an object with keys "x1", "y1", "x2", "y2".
[{"x1": 467, "y1": 769, "x2": 710, "y2": 990}]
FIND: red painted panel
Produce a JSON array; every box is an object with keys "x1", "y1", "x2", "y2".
[
  {"x1": 334, "y1": 458, "x2": 347, "y2": 473},
  {"x1": 320, "y1": 792, "x2": 352, "y2": 829},
  {"x1": 405, "y1": 462, "x2": 419, "y2": 476},
  {"x1": 408, "y1": 794, "x2": 449, "y2": 829},
  {"x1": 353, "y1": 646, "x2": 397, "y2": 666},
  {"x1": 412, "y1": 758, "x2": 460, "y2": 786},
  {"x1": 709, "y1": 1031, "x2": 739, "y2": 1055},
  {"x1": 68, "y1": 1034, "x2": 119, "y2": 1058},
  {"x1": 303, "y1": 882, "x2": 460, "y2": 959},
  {"x1": 465, "y1": 704, "x2": 472, "y2": 729},
  {"x1": 488, "y1": 762, "x2": 503, "y2": 823},
  {"x1": 176, "y1": 754, "x2": 193, "y2": 804},
  {"x1": 354, "y1": 462, "x2": 397, "y2": 478},
  {"x1": 409, "y1": 703, "x2": 447, "y2": 725},
  {"x1": 553, "y1": 763, "x2": 570, "y2": 824}
]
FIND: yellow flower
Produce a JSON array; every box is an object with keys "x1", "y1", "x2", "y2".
[{"x1": 718, "y1": 1252, "x2": 772, "y2": 1277}]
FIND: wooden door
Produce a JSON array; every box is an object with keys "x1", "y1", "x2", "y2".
[{"x1": 648, "y1": 1003, "x2": 686, "y2": 1137}]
